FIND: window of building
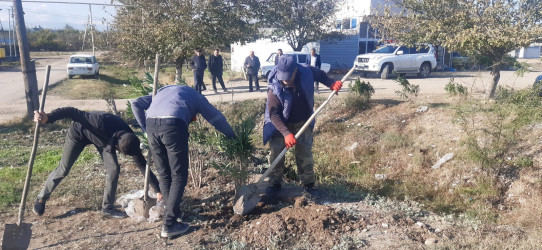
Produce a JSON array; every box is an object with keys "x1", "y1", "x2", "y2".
[
  {"x1": 342, "y1": 19, "x2": 351, "y2": 29},
  {"x1": 359, "y1": 22, "x2": 368, "y2": 38},
  {"x1": 336, "y1": 20, "x2": 342, "y2": 29},
  {"x1": 351, "y1": 18, "x2": 357, "y2": 29}
]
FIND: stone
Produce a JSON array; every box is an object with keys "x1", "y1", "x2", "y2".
[
  {"x1": 416, "y1": 106, "x2": 429, "y2": 113},
  {"x1": 425, "y1": 238, "x2": 438, "y2": 245}
]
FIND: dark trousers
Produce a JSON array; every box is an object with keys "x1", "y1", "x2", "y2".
[
  {"x1": 193, "y1": 71, "x2": 206, "y2": 93},
  {"x1": 146, "y1": 118, "x2": 189, "y2": 226},
  {"x1": 211, "y1": 72, "x2": 227, "y2": 91},
  {"x1": 38, "y1": 128, "x2": 120, "y2": 210},
  {"x1": 248, "y1": 74, "x2": 260, "y2": 91}
]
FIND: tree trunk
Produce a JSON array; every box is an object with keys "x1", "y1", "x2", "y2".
[
  {"x1": 175, "y1": 56, "x2": 184, "y2": 85},
  {"x1": 486, "y1": 66, "x2": 501, "y2": 99}
]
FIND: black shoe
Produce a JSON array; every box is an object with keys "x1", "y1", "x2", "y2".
[
  {"x1": 33, "y1": 199, "x2": 46, "y2": 216},
  {"x1": 249, "y1": 89, "x2": 253, "y2": 92},
  {"x1": 256, "y1": 88, "x2": 261, "y2": 92},
  {"x1": 265, "y1": 184, "x2": 281, "y2": 197},
  {"x1": 102, "y1": 208, "x2": 128, "y2": 218},
  {"x1": 303, "y1": 183, "x2": 321, "y2": 198},
  {"x1": 223, "y1": 89, "x2": 229, "y2": 93},
  {"x1": 161, "y1": 221, "x2": 190, "y2": 238},
  {"x1": 214, "y1": 90, "x2": 218, "y2": 94}
]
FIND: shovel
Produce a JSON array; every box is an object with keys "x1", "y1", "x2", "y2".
[
  {"x1": 132, "y1": 54, "x2": 160, "y2": 218},
  {"x1": 233, "y1": 67, "x2": 356, "y2": 215},
  {"x1": 2, "y1": 65, "x2": 51, "y2": 249}
]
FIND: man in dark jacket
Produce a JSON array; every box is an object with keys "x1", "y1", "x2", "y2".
[
  {"x1": 274, "y1": 49, "x2": 284, "y2": 66},
  {"x1": 208, "y1": 49, "x2": 228, "y2": 94},
  {"x1": 33, "y1": 107, "x2": 162, "y2": 218},
  {"x1": 131, "y1": 85, "x2": 236, "y2": 238},
  {"x1": 263, "y1": 55, "x2": 342, "y2": 198},
  {"x1": 189, "y1": 48, "x2": 207, "y2": 93},
  {"x1": 306, "y1": 48, "x2": 322, "y2": 93},
  {"x1": 244, "y1": 50, "x2": 261, "y2": 92}
]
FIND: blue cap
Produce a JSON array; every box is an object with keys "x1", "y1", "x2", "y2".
[{"x1": 276, "y1": 55, "x2": 297, "y2": 81}]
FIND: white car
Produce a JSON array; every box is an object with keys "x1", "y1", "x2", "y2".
[
  {"x1": 259, "y1": 52, "x2": 331, "y2": 80},
  {"x1": 67, "y1": 54, "x2": 100, "y2": 79},
  {"x1": 354, "y1": 44, "x2": 437, "y2": 79}
]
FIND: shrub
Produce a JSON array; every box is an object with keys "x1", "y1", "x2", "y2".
[
  {"x1": 394, "y1": 75, "x2": 419, "y2": 99},
  {"x1": 445, "y1": 78, "x2": 468, "y2": 96}
]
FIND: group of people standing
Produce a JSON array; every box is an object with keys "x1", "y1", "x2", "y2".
[
  {"x1": 31, "y1": 47, "x2": 340, "y2": 239},
  {"x1": 190, "y1": 47, "x2": 323, "y2": 95}
]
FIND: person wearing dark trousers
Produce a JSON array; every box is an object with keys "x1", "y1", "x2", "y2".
[
  {"x1": 274, "y1": 49, "x2": 284, "y2": 65},
  {"x1": 32, "y1": 107, "x2": 162, "y2": 218},
  {"x1": 131, "y1": 85, "x2": 236, "y2": 238},
  {"x1": 189, "y1": 48, "x2": 207, "y2": 93},
  {"x1": 208, "y1": 49, "x2": 228, "y2": 94},
  {"x1": 244, "y1": 51, "x2": 261, "y2": 92},
  {"x1": 306, "y1": 48, "x2": 322, "y2": 93},
  {"x1": 263, "y1": 55, "x2": 342, "y2": 199}
]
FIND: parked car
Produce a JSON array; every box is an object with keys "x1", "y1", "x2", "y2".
[
  {"x1": 259, "y1": 52, "x2": 331, "y2": 80},
  {"x1": 67, "y1": 54, "x2": 100, "y2": 79},
  {"x1": 451, "y1": 52, "x2": 471, "y2": 70},
  {"x1": 353, "y1": 44, "x2": 437, "y2": 79}
]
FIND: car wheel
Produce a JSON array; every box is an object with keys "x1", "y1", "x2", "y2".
[
  {"x1": 417, "y1": 63, "x2": 431, "y2": 78},
  {"x1": 380, "y1": 64, "x2": 391, "y2": 79},
  {"x1": 362, "y1": 72, "x2": 368, "y2": 78},
  {"x1": 68, "y1": 75, "x2": 73, "y2": 79}
]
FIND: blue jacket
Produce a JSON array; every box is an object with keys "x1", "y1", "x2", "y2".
[
  {"x1": 306, "y1": 54, "x2": 321, "y2": 69},
  {"x1": 189, "y1": 55, "x2": 207, "y2": 73},
  {"x1": 130, "y1": 85, "x2": 235, "y2": 138},
  {"x1": 244, "y1": 56, "x2": 260, "y2": 75},
  {"x1": 263, "y1": 63, "x2": 333, "y2": 144}
]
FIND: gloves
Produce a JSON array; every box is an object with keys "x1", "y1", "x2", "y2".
[
  {"x1": 192, "y1": 115, "x2": 197, "y2": 121},
  {"x1": 330, "y1": 81, "x2": 343, "y2": 92},
  {"x1": 284, "y1": 134, "x2": 297, "y2": 149}
]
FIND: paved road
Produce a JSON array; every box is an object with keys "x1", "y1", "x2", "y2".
[{"x1": 0, "y1": 54, "x2": 71, "y2": 105}]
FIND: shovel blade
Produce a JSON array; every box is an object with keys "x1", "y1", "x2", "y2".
[
  {"x1": 233, "y1": 184, "x2": 263, "y2": 215},
  {"x1": 2, "y1": 223, "x2": 32, "y2": 250}
]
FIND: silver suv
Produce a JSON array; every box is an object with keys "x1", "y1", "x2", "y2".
[{"x1": 354, "y1": 44, "x2": 437, "y2": 79}]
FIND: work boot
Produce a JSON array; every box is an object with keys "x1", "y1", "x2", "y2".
[
  {"x1": 161, "y1": 221, "x2": 190, "y2": 238},
  {"x1": 303, "y1": 183, "x2": 321, "y2": 198},
  {"x1": 265, "y1": 183, "x2": 281, "y2": 197},
  {"x1": 33, "y1": 199, "x2": 46, "y2": 216},
  {"x1": 101, "y1": 208, "x2": 128, "y2": 219}
]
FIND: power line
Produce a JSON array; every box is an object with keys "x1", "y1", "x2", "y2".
[{"x1": 0, "y1": 0, "x2": 127, "y2": 7}]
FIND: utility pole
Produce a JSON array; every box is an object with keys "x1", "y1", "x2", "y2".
[
  {"x1": 12, "y1": 0, "x2": 39, "y2": 118},
  {"x1": 11, "y1": 6, "x2": 17, "y2": 58},
  {"x1": 8, "y1": 7, "x2": 12, "y2": 57},
  {"x1": 89, "y1": 4, "x2": 95, "y2": 56}
]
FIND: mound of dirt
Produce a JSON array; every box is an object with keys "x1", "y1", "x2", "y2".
[{"x1": 234, "y1": 204, "x2": 361, "y2": 248}]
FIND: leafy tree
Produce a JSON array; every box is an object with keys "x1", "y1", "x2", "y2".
[
  {"x1": 370, "y1": 0, "x2": 542, "y2": 98},
  {"x1": 263, "y1": 0, "x2": 341, "y2": 51},
  {"x1": 113, "y1": 0, "x2": 258, "y2": 82}
]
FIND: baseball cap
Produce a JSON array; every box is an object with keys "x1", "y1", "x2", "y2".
[{"x1": 276, "y1": 55, "x2": 297, "y2": 81}]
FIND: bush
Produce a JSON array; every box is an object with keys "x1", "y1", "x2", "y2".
[
  {"x1": 445, "y1": 78, "x2": 468, "y2": 96},
  {"x1": 394, "y1": 75, "x2": 419, "y2": 99}
]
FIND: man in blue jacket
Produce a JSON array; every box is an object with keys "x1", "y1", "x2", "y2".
[
  {"x1": 263, "y1": 55, "x2": 342, "y2": 198},
  {"x1": 131, "y1": 85, "x2": 236, "y2": 238},
  {"x1": 189, "y1": 48, "x2": 207, "y2": 93},
  {"x1": 208, "y1": 49, "x2": 228, "y2": 94},
  {"x1": 306, "y1": 48, "x2": 322, "y2": 93}
]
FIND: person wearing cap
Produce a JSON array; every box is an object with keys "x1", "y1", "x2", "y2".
[
  {"x1": 32, "y1": 107, "x2": 162, "y2": 219},
  {"x1": 244, "y1": 51, "x2": 261, "y2": 92},
  {"x1": 130, "y1": 85, "x2": 236, "y2": 238},
  {"x1": 263, "y1": 55, "x2": 343, "y2": 198},
  {"x1": 189, "y1": 48, "x2": 208, "y2": 93},
  {"x1": 306, "y1": 48, "x2": 322, "y2": 93}
]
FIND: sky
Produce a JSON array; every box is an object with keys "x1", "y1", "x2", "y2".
[{"x1": 0, "y1": 0, "x2": 117, "y2": 31}]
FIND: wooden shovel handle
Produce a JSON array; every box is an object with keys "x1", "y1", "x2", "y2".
[{"x1": 18, "y1": 65, "x2": 51, "y2": 225}]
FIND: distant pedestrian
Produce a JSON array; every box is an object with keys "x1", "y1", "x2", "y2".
[
  {"x1": 131, "y1": 85, "x2": 236, "y2": 238},
  {"x1": 208, "y1": 49, "x2": 228, "y2": 94},
  {"x1": 274, "y1": 49, "x2": 284, "y2": 66},
  {"x1": 306, "y1": 48, "x2": 322, "y2": 93},
  {"x1": 244, "y1": 51, "x2": 261, "y2": 92},
  {"x1": 189, "y1": 48, "x2": 207, "y2": 93}
]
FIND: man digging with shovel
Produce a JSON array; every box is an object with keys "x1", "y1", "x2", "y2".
[
  {"x1": 33, "y1": 107, "x2": 162, "y2": 218},
  {"x1": 263, "y1": 55, "x2": 342, "y2": 199},
  {"x1": 131, "y1": 85, "x2": 236, "y2": 238}
]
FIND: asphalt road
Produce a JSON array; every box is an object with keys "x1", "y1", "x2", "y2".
[{"x1": 0, "y1": 54, "x2": 71, "y2": 105}]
